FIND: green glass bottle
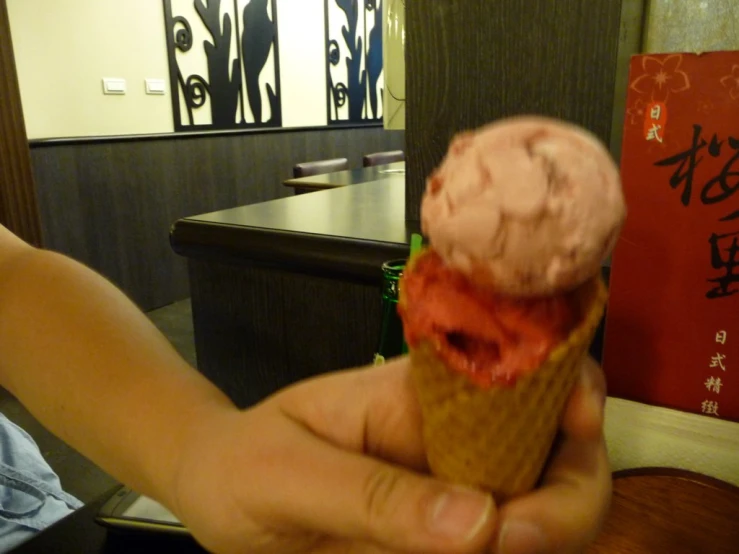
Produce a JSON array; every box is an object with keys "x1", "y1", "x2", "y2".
[{"x1": 373, "y1": 259, "x2": 408, "y2": 364}]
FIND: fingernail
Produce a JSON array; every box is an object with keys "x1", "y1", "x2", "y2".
[
  {"x1": 428, "y1": 487, "x2": 493, "y2": 541},
  {"x1": 497, "y1": 520, "x2": 547, "y2": 554}
]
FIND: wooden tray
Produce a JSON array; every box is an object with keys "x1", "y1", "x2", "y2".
[{"x1": 589, "y1": 468, "x2": 739, "y2": 553}]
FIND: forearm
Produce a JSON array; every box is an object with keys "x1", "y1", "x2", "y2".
[{"x1": 0, "y1": 247, "x2": 236, "y2": 509}]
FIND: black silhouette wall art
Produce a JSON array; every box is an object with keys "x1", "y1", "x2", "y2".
[
  {"x1": 163, "y1": 0, "x2": 384, "y2": 131},
  {"x1": 325, "y1": 0, "x2": 384, "y2": 124},
  {"x1": 163, "y1": 0, "x2": 282, "y2": 131}
]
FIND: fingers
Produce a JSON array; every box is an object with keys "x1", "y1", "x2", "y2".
[
  {"x1": 493, "y1": 434, "x2": 611, "y2": 553},
  {"x1": 491, "y1": 357, "x2": 610, "y2": 553},
  {"x1": 255, "y1": 414, "x2": 497, "y2": 553},
  {"x1": 276, "y1": 357, "x2": 428, "y2": 470},
  {"x1": 273, "y1": 356, "x2": 610, "y2": 553},
  {"x1": 355, "y1": 358, "x2": 427, "y2": 469},
  {"x1": 560, "y1": 356, "x2": 607, "y2": 442}
]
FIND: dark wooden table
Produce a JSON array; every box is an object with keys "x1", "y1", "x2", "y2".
[
  {"x1": 170, "y1": 178, "x2": 419, "y2": 408},
  {"x1": 588, "y1": 468, "x2": 739, "y2": 553},
  {"x1": 283, "y1": 161, "x2": 405, "y2": 193}
]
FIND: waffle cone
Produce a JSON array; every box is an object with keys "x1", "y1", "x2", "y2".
[{"x1": 405, "y1": 275, "x2": 608, "y2": 503}]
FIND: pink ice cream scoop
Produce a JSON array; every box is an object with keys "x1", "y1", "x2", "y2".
[{"x1": 421, "y1": 116, "x2": 626, "y2": 296}]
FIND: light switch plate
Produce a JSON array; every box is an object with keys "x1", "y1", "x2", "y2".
[
  {"x1": 145, "y1": 79, "x2": 166, "y2": 95},
  {"x1": 103, "y1": 78, "x2": 126, "y2": 95}
]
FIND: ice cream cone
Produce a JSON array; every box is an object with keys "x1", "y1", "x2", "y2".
[{"x1": 406, "y1": 274, "x2": 608, "y2": 503}]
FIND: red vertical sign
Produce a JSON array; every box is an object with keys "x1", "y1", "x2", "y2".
[{"x1": 604, "y1": 52, "x2": 739, "y2": 422}]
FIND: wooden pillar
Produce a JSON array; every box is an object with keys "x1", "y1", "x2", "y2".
[
  {"x1": 405, "y1": 0, "x2": 626, "y2": 221},
  {"x1": 0, "y1": 0, "x2": 43, "y2": 246}
]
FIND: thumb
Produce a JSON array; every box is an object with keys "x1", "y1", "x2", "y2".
[
  {"x1": 265, "y1": 427, "x2": 497, "y2": 553},
  {"x1": 351, "y1": 462, "x2": 496, "y2": 552}
]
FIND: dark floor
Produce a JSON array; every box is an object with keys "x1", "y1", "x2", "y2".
[{"x1": 0, "y1": 298, "x2": 197, "y2": 504}]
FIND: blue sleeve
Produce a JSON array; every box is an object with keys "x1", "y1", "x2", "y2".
[{"x1": 0, "y1": 413, "x2": 82, "y2": 552}]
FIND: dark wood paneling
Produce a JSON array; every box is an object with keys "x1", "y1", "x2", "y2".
[
  {"x1": 30, "y1": 127, "x2": 404, "y2": 310},
  {"x1": 0, "y1": 0, "x2": 42, "y2": 246},
  {"x1": 405, "y1": 0, "x2": 624, "y2": 220},
  {"x1": 189, "y1": 259, "x2": 381, "y2": 408}
]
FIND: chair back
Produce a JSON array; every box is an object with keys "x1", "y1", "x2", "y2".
[
  {"x1": 362, "y1": 150, "x2": 405, "y2": 167},
  {"x1": 293, "y1": 158, "x2": 349, "y2": 178}
]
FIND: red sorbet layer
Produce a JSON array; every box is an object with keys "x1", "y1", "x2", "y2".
[{"x1": 399, "y1": 251, "x2": 579, "y2": 388}]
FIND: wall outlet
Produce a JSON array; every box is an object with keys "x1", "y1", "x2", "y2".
[
  {"x1": 145, "y1": 79, "x2": 166, "y2": 95},
  {"x1": 102, "y1": 78, "x2": 126, "y2": 95}
]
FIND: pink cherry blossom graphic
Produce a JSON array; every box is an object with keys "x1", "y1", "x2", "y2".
[
  {"x1": 630, "y1": 54, "x2": 691, "y2": 101},
  {"x1": 625, "y1": 98, "x2": 646, "y2": 126},
  {"x1": 720, "y1": 65, "x2": 739, "y2": 100}
]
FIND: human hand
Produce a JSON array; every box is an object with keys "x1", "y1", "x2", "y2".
[
  {"x1": 492, "y1": 356, "x2": 611, "y2": 554},
  {"x1": 169, "y1": 356, "x2": 610, "y2": 554}
]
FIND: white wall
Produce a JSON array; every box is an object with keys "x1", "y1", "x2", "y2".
[
  {"x1": 7, "y1": 0, "x2": 344, "y2": 139},
  {"x1": 645, "y1": 0, "x2": 739, "y2": 53},
  {"x1": 277, "y1": 0, "x2": 327, "y2": 128},
  {"x1": 7, "y1": 0, "x2": 173, "y2": 139}
]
